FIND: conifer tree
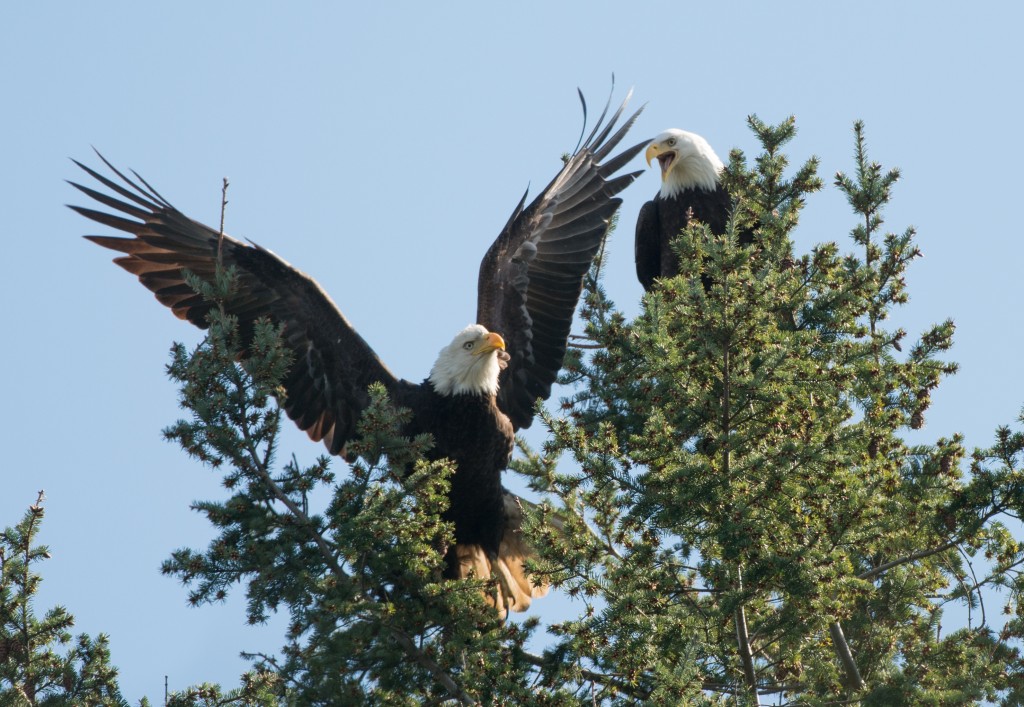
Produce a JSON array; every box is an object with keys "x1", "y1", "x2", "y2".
[
  {"x1": 0, "y1": 494, "x2": 128, "y2": 707},
  {"x1": 163, "y1": 672, "x2": 280, "y2": 707},
  {"x1": 158, "y1": 270, "x2": 547, "y2": 705},
  {"x1": 151, "y1": 118, "x2": 1024, "y2": 705},
  {"x1": 518, "y1": 117, "x2": 1024, "y2": 704}
]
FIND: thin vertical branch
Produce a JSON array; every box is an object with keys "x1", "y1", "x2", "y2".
[
  {"x1": 734, "y1": 567, "x2": 760, "y2": 703},
  {"x1": 829, "y1": 621, "x2": 864, "y2": 691},
  {"x1": 19, "y1": 492, "x2": 45, "y2": 696},
  {"x1": 218, "y1": 177, "x2": 229, "y2": 264},
  {"x1": 720, "y1": 258, "x2": 758, "y2": 702}
]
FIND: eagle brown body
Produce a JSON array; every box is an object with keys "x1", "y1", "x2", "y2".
[
  {"x1": 405, "y1": 385, "x2": 513, "y2": 569},
  {"x1": 73, "y1": 91, "x2": 645, "y2": 617},
  {"x1": 635, "y1": 183, "x2": 738, "y2": 290},
  {"x1": 635, "y1": 128, "x2": 753, "y2": 292}
]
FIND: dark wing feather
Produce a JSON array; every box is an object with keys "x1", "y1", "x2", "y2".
[
  {"x1": 635, "y1": 184, "x2": 754, "y2": 292},
  {"x1": 634, "y1": 198, "x2": 661, "y2": 292},
  {"x1": 691, "y1": 184, "x2": 736, "y2": 239},
  {"x1": 476, "y1": 91, "x2": 647, "y2": 430},
  {"x1": 71, "y1": 154, "x2": 405, "y2": 457}
]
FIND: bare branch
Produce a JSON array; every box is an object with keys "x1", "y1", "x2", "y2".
[{"x1": 218, "y1": 176, "x2": 229, "y2": 263}]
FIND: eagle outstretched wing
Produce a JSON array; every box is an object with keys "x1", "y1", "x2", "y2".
[
  {"x1": 69, "y1": 155, "x2": 404, "y2": 458},
  {"x1": 73, "y1": 90, "x2": 645, "y2": 450},
  {"x1": 475, "y1": 90, "x2": 647, "y2": 430}
]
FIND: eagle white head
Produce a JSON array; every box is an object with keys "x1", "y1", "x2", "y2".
[
  {"x1": 428, "y1": 324, "x2": 508, "y2": 397},
  {"x1": 646, "y1": 128, "x2": 724, "y2": 198}
]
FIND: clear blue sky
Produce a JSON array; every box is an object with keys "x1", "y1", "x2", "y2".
[{"x1": 2, "y1": 2, "x2": 1022, "y2": 702}]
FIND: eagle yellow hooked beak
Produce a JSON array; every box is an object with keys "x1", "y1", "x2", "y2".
[
  {"x1": 646, "y1": 142, "x2": 676, "y2": 181},
  {"x1": 645, "y1": 142, "x2": 660, "y2": 167},
  {"x1": 476, "y1": 331, "x2": 506, "y2": 355}
]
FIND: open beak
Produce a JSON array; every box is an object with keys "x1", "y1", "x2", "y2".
[
  {"x1": 476, "y1": 332, "x2": 506, "y2": 355},
  {"x1": 645, "y1": 142, "x2": 676, "y2": 182}
]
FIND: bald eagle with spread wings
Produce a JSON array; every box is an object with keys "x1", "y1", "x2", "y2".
[{"x1": 71, "y1": 92, "x2": 645, "y2": 618}]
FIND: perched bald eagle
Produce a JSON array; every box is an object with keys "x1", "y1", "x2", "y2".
[
  {"x1": 634, "y1": 128, "x2": 752, "y2": 291},
  {"x1": 71, "y1": 93, "x2": 645, "y2": 618}
]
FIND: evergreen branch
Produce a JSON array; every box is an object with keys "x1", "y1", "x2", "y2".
[
  {"x1": 521, "y1": 652, "x2": 650, "y2": 701},
  {"x1": 734, "y1": 604, "x2": 759, "y2": 702},
  {"x1": 249, "y1": 447, "x2": 343, "y2": 578},
  {"x1": 19, "y1": 493, "x2": 45, "y2": 694},
  {"x1": 858, "y1": 539, "x2": 959, "y2": 582},
  {"x1": 716, "y1": 286, "x2": 760, "y2": 703},
  {"x1": 389, "y1": 626, "x2": 479, "y2": 706},
  {"x1": 733, "y1": 568, "x2": 760, "y2": 703},
  {"x1": 829, "y1": 621, "x2": 864, "y2": 691},
  {"x1": 956, "y1": 543, "x2": 986, "y2": 628},
  {"x1": 858, "y1": 500, "x2": 1011, "y2": 582},
  {"x1": 526, "y1": 648, "x2": 799, "y2": 702},
  {"x1": 779, "y1": 697, "x2": 867, "y2": 707},
  {"x1": 246, "y1": 439, "x2": 476, "y2": 704},
  {"x1": 215, "y1": 314, "x2": 346, "y2": 583},
  {"x1": 934, "y1": 555, "x2": 1024, "y2": 609}
]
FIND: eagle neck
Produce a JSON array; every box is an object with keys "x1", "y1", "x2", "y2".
[
  {"x1": 428, "y1": 379, "x2": 497, "y2": 401},
  {"x1": 427, "y1": 356, "x2": 501, "y2": 397},
  {"x1": 661, "y1": 152, "x2": 724, "y2": 198}
]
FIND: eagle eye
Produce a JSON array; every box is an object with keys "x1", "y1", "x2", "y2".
[
  {"x1": 462, "y1": 341, "x2": 475, "y2": 350},
  {"x1": 667, "y1": 137, "x2": 677, "y2": 147}
]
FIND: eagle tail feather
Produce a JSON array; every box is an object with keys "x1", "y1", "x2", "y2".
[{"x1": 452, "y1": 493, "x2": 554, "y2": 619}]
